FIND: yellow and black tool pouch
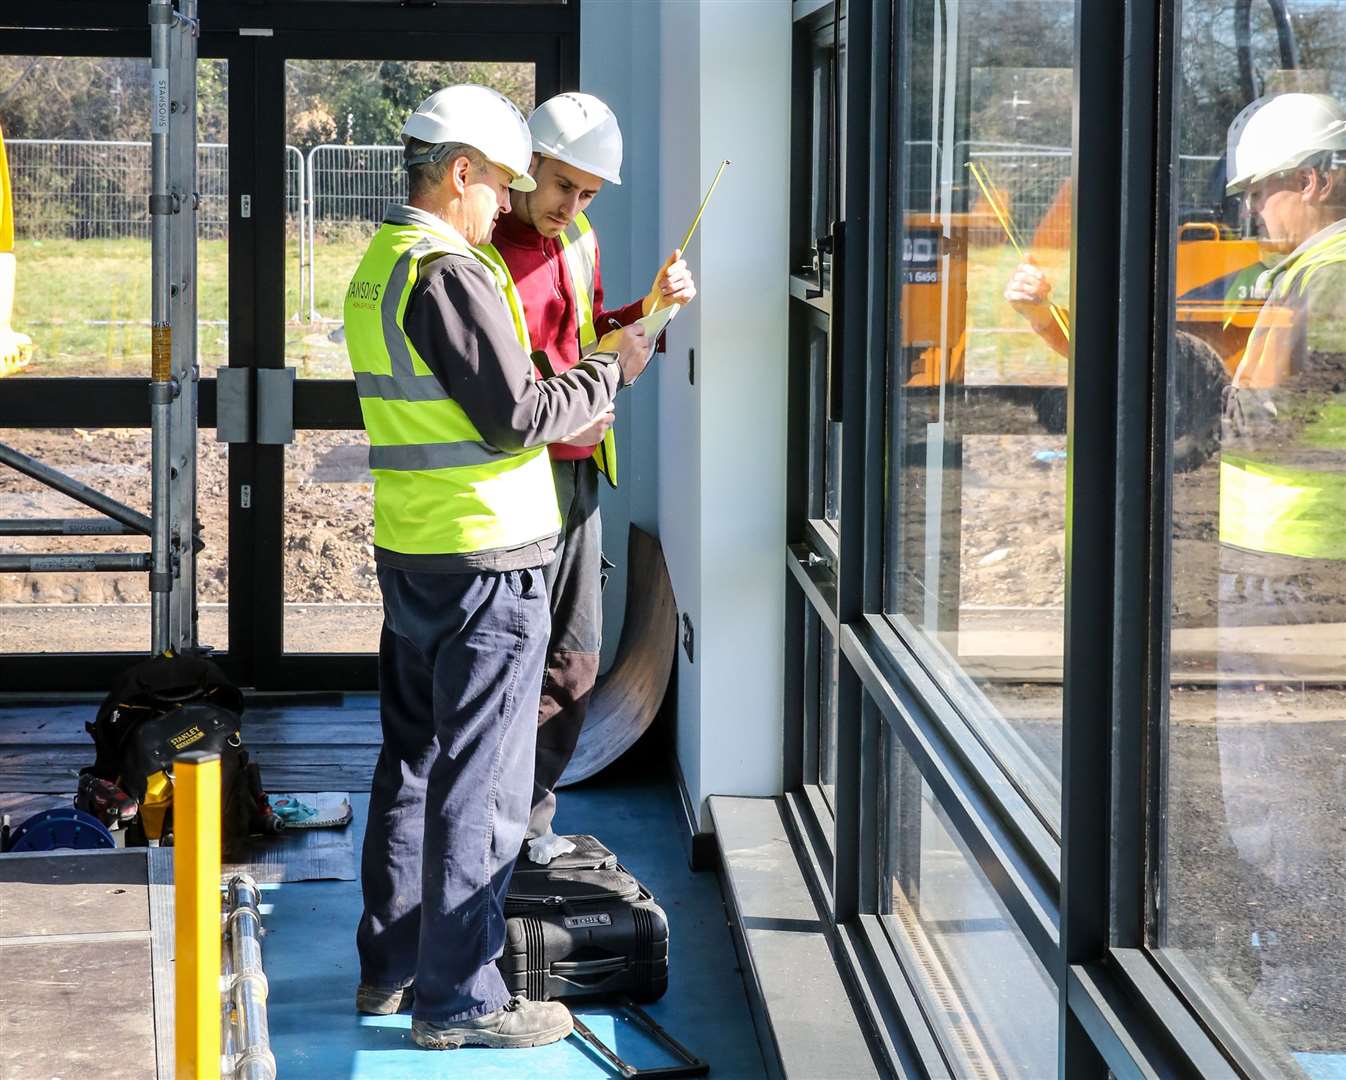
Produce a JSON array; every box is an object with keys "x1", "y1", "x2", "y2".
[{"x1": 85, "y1": 654, "x2": 277, "y2": 849}]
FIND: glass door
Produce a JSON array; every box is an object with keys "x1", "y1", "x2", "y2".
[{"x1": 235, "y1": 34, "x2": 564, "y2": 689}]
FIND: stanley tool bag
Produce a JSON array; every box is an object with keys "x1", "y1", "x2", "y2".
[
  {"x1": 498, "y1": 835, "x2": 669, "y2": 1004},
  {"x1": 85, "y1": 654, "x2": 277, "y2": 848}
]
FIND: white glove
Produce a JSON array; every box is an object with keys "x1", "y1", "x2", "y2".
[{"x1": 527, "y1": 829, "x2": 577, "y2": 865}]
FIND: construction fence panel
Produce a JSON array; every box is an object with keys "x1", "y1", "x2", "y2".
[
  {"x1": 304, "y1": 144, "x2": 406, "y2": 321},
  {"x1": 6, "y1": 138, "x2": 307, "y2": 308},
  {"x1": 962, "y1": 143, "x2": 1222, "y2": 248},
  {"x1": 0, "y1": 138, "x2": 1227, "y2": 321}
]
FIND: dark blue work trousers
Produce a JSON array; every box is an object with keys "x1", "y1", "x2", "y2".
[{"x1": 357, "y1": 565, "x2": 548, "y2": 1022}]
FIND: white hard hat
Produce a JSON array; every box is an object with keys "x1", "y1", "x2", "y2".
[
  {"x1": 528, "y1": 92, "x2": 623, "y2": 186},
  {"x1": 402, "y1": 84, "x2": 536, "y2": 193},
  {"x1": 1226, "y1": 92, "x2": 1346, "y2": 195}
]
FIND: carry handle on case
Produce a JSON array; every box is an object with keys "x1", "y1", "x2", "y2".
[{"x1": 569, "y1": 999, "x2": 709, "y2": 1079}]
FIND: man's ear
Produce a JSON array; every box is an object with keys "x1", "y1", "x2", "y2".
[
  {"x1": 1312, "y1": 165, "x2": 1341, "y2": 205},
  {"x1": 529, "y1": 152, "x2": 542, "y2": 179},
  {"x1": 1300, "y1": 164, "x2": 1334, "y2": 204},
  {"x1": 449, "y1": 154, "x2": 473, "y2": 196}
]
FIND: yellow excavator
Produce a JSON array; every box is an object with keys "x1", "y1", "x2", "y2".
[{"x1": 0, "y1": 123, "x2": 32, "y2": 377}]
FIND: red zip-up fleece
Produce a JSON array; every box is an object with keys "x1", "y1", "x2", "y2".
[{"x1": 490, "y1": 210, "x2": 645, "y2": 460}]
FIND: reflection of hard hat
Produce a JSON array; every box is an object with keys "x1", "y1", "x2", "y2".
[
  {"x1": 1226, "y1": 93, "x2": 1346, "y2": 195},
  {"x1": 529, "y1": 93, "x2": 623, "y2": 185},
  {"x1": 402, "y1": 85, "x2": 536, "y2": 193}
]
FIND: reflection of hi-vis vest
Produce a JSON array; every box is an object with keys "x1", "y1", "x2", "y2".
[
  {"x1": 479, "y1": 212, "x2": 619, "y2": 488},
  {"x1": 1220, "y1": 225, "x2": 1346, "y2": 561},
  {"x1": 343, "y1": 206, "x2": 560, "y2": 555}
]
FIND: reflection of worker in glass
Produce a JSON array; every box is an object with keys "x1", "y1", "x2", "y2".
[
  {"x1": 1221, "y1": 92, "x2": 1346, "y2": 565},
  {"x1": 1214, "y1": 92, "x2": 1346, "y2": 1020},
  {"x1": 1004, "y1": 96, "x2": 1346, "y2": 1017}
]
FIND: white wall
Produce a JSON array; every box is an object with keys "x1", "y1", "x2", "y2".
[
  {"x1": 659, "y1": 0, "x2": 791, "y2": 829},
  {"x1": 585, "y1": 0, "x2": 791, "y2": 831}
]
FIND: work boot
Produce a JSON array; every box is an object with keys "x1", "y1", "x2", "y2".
[
  {"x1": 411, "y1": 996, "x2": 573, "y2": 1050},
  {"x1": 355, "y1": 982, "x2": 414, "y2": 1015}
]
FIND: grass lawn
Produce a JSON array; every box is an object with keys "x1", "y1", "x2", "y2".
[{"x1": 10, "y1": 234, "x2": 368, "y2": 378}]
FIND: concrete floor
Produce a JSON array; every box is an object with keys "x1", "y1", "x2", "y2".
[{"x1": 264, "y1": 774, "x2": 769, "y2": 1079}]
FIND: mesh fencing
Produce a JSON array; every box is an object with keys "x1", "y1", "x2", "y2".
[
  {"x1": 963, "y1": 143, "x2": 1221, "y2": 248},
  {"x1": 3, "y1": 138, "x2": 1231, "y2": 318},
  {"x1": 6, "y1": 139, "x2": 304, "y2": 241}
]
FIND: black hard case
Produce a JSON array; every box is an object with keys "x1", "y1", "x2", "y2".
[{"x1": 498, "y1": 834, "x2": 670, "y2": 1003}]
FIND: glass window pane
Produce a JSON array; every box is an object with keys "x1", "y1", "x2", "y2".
[
  {"x1": 882, "y1": 728, "x2": 1058, "y2": 1077},
  {"x1": 281, "y1": 60, "x2": 534, "y2": 653},
  {"x1": 0, "y1": 56, "x2": 228, "y2": 378},
  {"x1": 884, "y1": 1, "x2": 1077, "y2": 829},
  {"x1": 819, "y1": 621, "x2": 838, "y2": 808},
  {"x1": 283, "y1": 59, "x2": 535, "y2": 378},
  {"x1": 1159, "y1": 6, "x2": 1346, "y2": 1071},
  {"x1": 0, "y1": 427, "x2": 226, "y2": 653},
  {"x1": 283, "y1": 429, "x2": 377, "y2": 653}
]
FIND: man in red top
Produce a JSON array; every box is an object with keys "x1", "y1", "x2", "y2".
[{"x1": 482, "y1": 92, "x2": 695, "y2": 863}]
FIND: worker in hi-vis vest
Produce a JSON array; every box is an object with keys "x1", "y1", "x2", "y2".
[
  {"x1": 1220, "y1": 93, "x2": 1346, "y2": 583},
  {"x1": 478, "y1": 93, "x2": 696, "y2": 865},
  {"x1": 1212, "y1": 93, "x2": 1346, "y2": 1007},
  {"x1": 343, "y1": 84, "x2": 651, "y2": 1051}
]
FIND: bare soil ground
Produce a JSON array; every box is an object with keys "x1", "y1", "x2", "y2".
[{"x1": 0, "y1": 426, "x2": 378, "y2": 653}]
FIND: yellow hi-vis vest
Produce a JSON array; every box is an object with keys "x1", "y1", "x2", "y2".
[
  {"x1": 1220, "y1": 223, "x2": 1346, "y2": 560},
  {"x1": 479, "y1": 211, "x2": 619, "y2": 488},
  {"x1": 343, "y1": 206, "x2": 560, "y2": 556}
]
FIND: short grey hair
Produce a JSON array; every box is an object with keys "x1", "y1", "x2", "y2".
[{"x1": 403, "y1": 137, "x2": 487, "y2": 198}]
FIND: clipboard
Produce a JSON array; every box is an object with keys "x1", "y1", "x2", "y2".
[{"x1": 634, "y1": 303, "x2": 678, "y2": 339}]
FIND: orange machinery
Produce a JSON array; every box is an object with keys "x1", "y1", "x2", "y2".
[{"x1": 899, "y1": 206, "x2": 1281, "y2": 392}]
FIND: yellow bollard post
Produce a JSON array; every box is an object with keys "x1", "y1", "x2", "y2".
[{"x1": 174, "y1": 750, "x2": 222, "y2": 1080}]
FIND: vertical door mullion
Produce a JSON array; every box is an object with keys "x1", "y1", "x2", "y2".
[
  {"x1": 225, "y1": 33, "x2": 258, "y2": 689},
  {"x1": 251, "y1": 38, "x2": 287, "y2": 688},
  {"x1": 834, "y1": 0, "x2": 874, "y2": 924},
  {"x1": 1060, "y1": 0, "x2": 1164, "y2": 1076}
]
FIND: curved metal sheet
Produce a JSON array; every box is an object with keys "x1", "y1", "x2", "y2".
[{"x1": 558, "y1": 525, "x2": 677, "y2": 787}]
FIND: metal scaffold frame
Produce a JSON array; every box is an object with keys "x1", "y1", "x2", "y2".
[
  {"x1": 0, "y1": 0, "x2": 201, "y2": 655},
  {"x1": 149, "y1": 0, "x2": 201, "y2": 655}
]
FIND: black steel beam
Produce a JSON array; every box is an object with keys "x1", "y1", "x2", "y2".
[{"x1": 0, "y1": 2, "x2": 579, "y2": 35}]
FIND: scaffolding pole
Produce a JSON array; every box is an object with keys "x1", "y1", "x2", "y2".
[
  {"x1": 0, "y1": 518, "x2": 141, "y2": 536},
  {"x1": 0, "y1": 442, "x2": 152, "y2": 535},
  {"x1": 149, "y1": 0, "x2": 175, "y2": 655},
  {"x1": 223, "y1": 875, "x2": 276, "y2": 1080},
  {"x1": 0, "y1": 553, "x2": 151, "y2": 573},
  {"x1": 168, "y1": 0, "x2": 200, "y2": 650},
  {"x1": 149, "y1": 0, "x2": 200, "y2": 655}
]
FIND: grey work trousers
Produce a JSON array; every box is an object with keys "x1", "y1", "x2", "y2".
[
  {"x1": 357, "y1": 564, "x2": 548, "y2": 1022},
  {"x1": 529, "y1": 458, "x2": 604, "y2": 839}
]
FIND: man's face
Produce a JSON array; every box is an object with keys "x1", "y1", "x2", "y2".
[
  {"x1": 461, "y1": 161, "x2": 514, "y2": 246},
  {"x1": 520, "y1": 156, "x2": 604, "y2": 238},
  {"x1": 1245, "y1": 167, "x2": 1331, "y2": 254}
]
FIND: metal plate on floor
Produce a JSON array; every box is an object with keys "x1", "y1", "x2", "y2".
[
  {"x1": 0, "y1": 937, "x2": 157, "y2": 1080},
  {"x1": 0, "y1": 848, "x2": 149, "y2": 938}
]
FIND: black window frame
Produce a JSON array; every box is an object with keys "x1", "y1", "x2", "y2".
[
  {"x1": 783, "y1": 0, "x2": 1262, "y2": 1076},
  {"x1": 0, "y1": 3, "x2": 579, "y2": 692}
]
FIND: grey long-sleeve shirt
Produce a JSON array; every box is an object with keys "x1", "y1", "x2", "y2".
[{"x1": 374, "y1": 248, "x2": 622, "y2": 575}]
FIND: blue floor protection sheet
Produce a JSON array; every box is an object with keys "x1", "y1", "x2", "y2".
[
  {"x1": 264, "y1": 776, "x2": 768, "y2": 1079},
  {"x1": 1296, "y1": 1054, "x2": 1346, "y2": 1080}
]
